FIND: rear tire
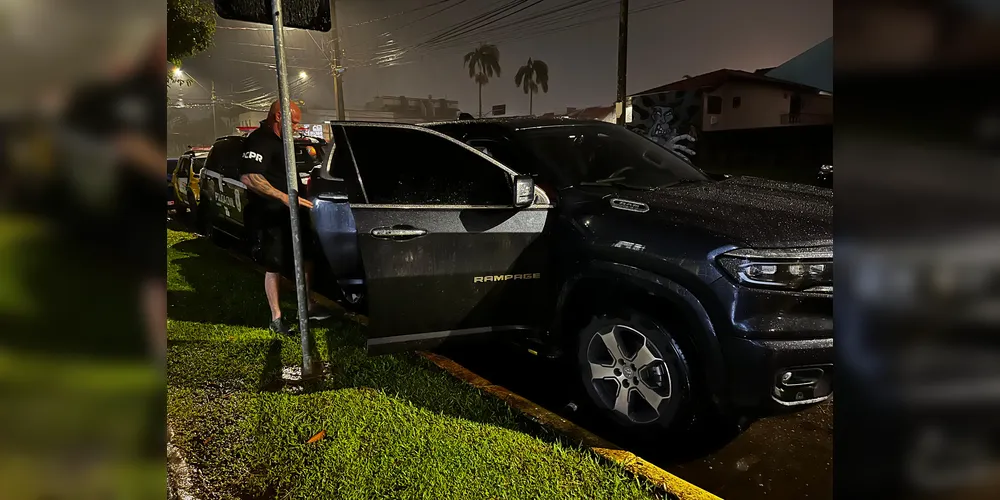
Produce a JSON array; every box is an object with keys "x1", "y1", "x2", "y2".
[
  {"x1": 575, "y1": 309, "x2": 696, "y2": 436},
  {"x1": 198, "y1": 199, "x2": 222, "y2": 245},
  {"x1": 186, "y1": 192, "x2": 199, "y2": 227}
]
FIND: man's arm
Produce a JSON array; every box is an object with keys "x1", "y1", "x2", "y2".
[{"x1": 240, "y1": 173, "x2": 312, "y2": 208}]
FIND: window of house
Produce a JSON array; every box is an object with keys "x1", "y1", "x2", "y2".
[
  {"x1": 707, "y1": 95, "x2": 723, "y2": 115},
  {"x1": 732, "y1": 96, "x2": 742, "y2": 109},
  {"x1": 790, "y1": 94, "x2": 802, "y2": 115},
  {"x1": 345, "y1": 126, "x2": 512, "y2": 205}
]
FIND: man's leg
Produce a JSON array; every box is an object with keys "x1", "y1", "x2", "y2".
[
  {"x1": 264, "y1": 271, "x2": 282, "y2": 321},
  {"x1": 257, "y1": 213, "x2": 291, "y2": 335}
]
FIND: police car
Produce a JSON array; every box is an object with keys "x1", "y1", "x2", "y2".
[
  {"x1": 171, "y1": 147, "x2": 211, "y2": 213},
  {"x1": 197, "y1": 132, "x2": 326, "y2": 240}
]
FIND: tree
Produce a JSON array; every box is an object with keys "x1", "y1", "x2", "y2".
[
  {"x1": 463, "y1": 44, "x2": 501, "y2": 118},
  {"x1": 167, "y1": 0, "x2": 216, "y2": 68},
  {"x1": 514, "y1": 58, "x2": 549, "y2": 116}
]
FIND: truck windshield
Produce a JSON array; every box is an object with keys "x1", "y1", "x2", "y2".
[{"x1": 518, "y1": 124, "x2": 708, "y2": 189}]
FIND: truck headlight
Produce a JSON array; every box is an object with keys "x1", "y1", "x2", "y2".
[{"x1": 716, "y1": 248, "x2": 833, "y2": 292}]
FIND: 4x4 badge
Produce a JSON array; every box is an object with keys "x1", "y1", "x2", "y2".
[{"x1": 610, "y1": 198, "x2": 649, "y2": 213}]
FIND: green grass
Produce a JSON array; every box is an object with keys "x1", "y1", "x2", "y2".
[{"x1": 167, "y1": 229, "x2": 659, "y2": 499}]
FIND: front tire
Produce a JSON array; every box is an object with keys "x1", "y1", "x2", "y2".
[{"x1": 575, "y1": 310, "x2": 695, "y2": 434}]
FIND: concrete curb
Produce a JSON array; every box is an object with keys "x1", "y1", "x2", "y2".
[
  {"x1": 226, "y1": 247, "x2": 723, "y2": 500},
  {"x1": 167, "y1": 425, "x2": 200, "y2": 500}
]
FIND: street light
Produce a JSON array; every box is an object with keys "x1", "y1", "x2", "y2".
[
  {"x1": 173, "y1": 67, "x2": 184, "y2": 78},
  {"x1": 299, "y1": 71, "x2": 308, "y2": 80}
]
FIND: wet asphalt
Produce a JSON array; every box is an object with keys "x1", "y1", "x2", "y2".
[{"x1": 440, "y1": 341, "x2": 833, "y2": 500}]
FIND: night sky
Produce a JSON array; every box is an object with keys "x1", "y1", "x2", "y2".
[{"x1": 175, "y1": 0, "x2": 831, "y2": 116}]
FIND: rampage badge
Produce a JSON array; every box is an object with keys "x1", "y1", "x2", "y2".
[{"x1": 474, "y1": 273, "x2": 542, "y2": 283}]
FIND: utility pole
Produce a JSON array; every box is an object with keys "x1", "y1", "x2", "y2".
[
  {"x1": 616, "y1": 0, "x2": 629, "y2": 125},
  {"x1": 331, "y1": 0, "x2": 346, "y2": 120},
  {"x1": 211, "y1": 80, "x2": 218, "y2": 139}
]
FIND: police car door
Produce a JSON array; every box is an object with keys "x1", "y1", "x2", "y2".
[{"x1": 314, "y1": 123, "x2": 554, "y2": 354}]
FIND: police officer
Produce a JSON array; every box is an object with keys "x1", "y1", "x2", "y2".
[{"x1": 239, "y1": 99, "x2": 331, "y2": 335}]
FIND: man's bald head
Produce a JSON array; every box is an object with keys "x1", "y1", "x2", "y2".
[{"x1": 265, "y1": 99, "x2": 302, "y2": 137}]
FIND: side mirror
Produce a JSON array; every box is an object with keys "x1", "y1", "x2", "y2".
[{"x1": 513, "y1": 174, "x2": 535, "y2": 208}]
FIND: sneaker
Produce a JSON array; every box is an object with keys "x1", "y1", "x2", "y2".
[{"x1": 269, "y1": 317, "x2": 292, "y2": 336}]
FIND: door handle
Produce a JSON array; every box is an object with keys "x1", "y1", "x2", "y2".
[{"x1": 371, "y1": 225, "x2": 428, "y2": 241}]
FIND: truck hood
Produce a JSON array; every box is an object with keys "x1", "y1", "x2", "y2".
[{"x1": 616, "y1": 176, "x2": 832, "y2": 248}]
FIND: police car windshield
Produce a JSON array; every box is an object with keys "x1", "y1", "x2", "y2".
[{"x1": 518, "y1": 123, "x2": 707, "y2": 189}]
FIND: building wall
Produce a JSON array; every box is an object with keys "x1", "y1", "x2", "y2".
[
  {"x1": 364, "y1": 95, "x2": 460, "y2": 120},
  {"x1": 236, "y1": 109, "x2": 396, "y2": 128},
  {"x1": 701, "y1": 82, "x2": 832, "y2": 131}
]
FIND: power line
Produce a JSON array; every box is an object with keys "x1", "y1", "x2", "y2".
[
  {"x1": 422, "y1": 0, "x2": 605, "y2": 49},
  {"x1": 427, "y1": 0, "x2": 681, "y2": 51},
  {"x1": 364, "y1": 0, "x2": 532, "y2": 68},
  {"x1": 346, "y1": 0, "x2": 689, "y2": 69},
  {"x1": 339, "y1": 0, "x2": 463, "y2": 30}
]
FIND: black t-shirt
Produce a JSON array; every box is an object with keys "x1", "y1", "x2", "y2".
[{"x1": 239, "y1": 122, "x2": 288, "y2": 213}]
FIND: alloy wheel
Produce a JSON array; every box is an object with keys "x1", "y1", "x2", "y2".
[{"x1": 586, "y1": 324, "x2": 673, "y2": 424}]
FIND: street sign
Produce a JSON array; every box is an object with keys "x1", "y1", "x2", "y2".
[
  {"x1": 492, "y1": 104, "x2": 506, "y2": 116},
  {"x1": 214, "y1": 0, "x2": 332, "y2": 32}
]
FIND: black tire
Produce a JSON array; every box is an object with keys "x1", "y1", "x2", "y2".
[
  {"x1": 186, "y1": 191, "x2": 199, "y2": 227},
  {"x1": 575, "y1": 309, "x2": 696, "y2": 435},
  {"x1": 198, "y1": 199, "x2": 222, "y2": 245}
]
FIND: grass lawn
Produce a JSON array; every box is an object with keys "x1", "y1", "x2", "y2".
[{"x1": 167, "y1": 228, "x2": 660, "y2": 499}]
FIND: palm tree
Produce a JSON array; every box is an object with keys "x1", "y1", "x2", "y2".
[
  {"x1": 463, "y1": 44, "x2": 501, "y2": 118},
  {"x1": 514, "y1": 58, "x2": 549, "y2": 116}
]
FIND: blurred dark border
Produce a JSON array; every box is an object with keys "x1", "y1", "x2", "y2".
[{"x1": 835, "y1": 1, "x2": 1000, "y2": 499}]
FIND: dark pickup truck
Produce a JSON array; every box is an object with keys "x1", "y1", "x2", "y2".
[{"x1": 301, "y1": 118, "x2": 833, "y2": 438}]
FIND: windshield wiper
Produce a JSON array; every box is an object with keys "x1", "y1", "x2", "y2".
[
  {"x1": 578, "y1": 178, "x2": 656, "y2": 191},
  {"x1": 579, "y1": 176, "x2": 626, "y2": 186},
  {"x1": 658, "y1": 178, "x2": 711, "y2": 188}
]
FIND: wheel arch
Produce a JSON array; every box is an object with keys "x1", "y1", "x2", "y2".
[{"x1": 551, "y1": 260, "x2": 731, "y2": 411}]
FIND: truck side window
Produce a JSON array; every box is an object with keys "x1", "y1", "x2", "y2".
[
  {"x1": 328, "y1": 127, "x2": 366, "y2": 203},
  {"x1": 345, "y1": 127, "x2": 511, "y2": 206}
]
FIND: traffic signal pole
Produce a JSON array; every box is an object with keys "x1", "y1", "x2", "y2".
[{"x1": 270, "y1": 0, "x2": 320, "y2": 378}]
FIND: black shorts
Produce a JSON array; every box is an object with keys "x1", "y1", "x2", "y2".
[{"x1": 247, "y1": 205, "x2": 316, "y2": 274}]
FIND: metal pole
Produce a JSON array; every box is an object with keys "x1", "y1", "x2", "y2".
[
  {"x1": 616, "y1": 0, "x2": 629, "y2": 125},
  {"x1": 271, "y1": 0, "x2": 318, "y2": 378},
  {"x1": 211, "y1": 81, "x2": 218, "y2": 139},
  {"x1": 331, "y1": 0, "x2": 346, "y2": 121}
]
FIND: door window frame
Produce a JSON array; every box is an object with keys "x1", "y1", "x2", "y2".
[
  {"x1": 176, "y1": 154, "x2": 192, "y2": 177},
  {"x1": 333, "y1": 122, "x2": 551, "y2": 209}
]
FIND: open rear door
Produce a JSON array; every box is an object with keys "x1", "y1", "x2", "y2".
[{"x1": 311, "y1": 122, "x2": 554, "y2": 354}]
